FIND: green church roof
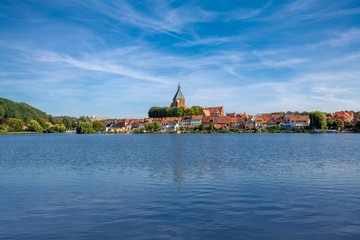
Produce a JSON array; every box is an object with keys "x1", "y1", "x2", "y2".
[{"x1": 173, "y1": 82, "x2": 185, "y2": 99}]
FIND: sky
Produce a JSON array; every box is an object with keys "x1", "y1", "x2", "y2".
[{"x1": 0, "y1": 0, "x2": 360, "y2": 118}]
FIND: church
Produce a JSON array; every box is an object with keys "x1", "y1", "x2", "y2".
[{"x1": 170, "y1": 83, "x2": 185, "y2": 108}]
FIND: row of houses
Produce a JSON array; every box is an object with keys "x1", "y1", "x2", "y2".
[
  {"x1": 106, "y1": 107, "x2": 360, "y2": 132},
  {"x1": 326, "y1": 111, "x2": 359, "y2": 126}
]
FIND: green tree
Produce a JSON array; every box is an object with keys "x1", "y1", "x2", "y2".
[
  {"x1": 36, "y1": 118, "x2": 47, "y2": 129},
  {"x1": 54, "y1": 123, "x2": 66, "y2": 133},
  {"x1": 8, "y1": 118, "x2": 24, "y2": 131},
  {"x1": 27, "y1": 120, "x2": 42, "y2": 133},
  {"x1": 62, "y1": 117, "x2": 72, "y2": 129},
  {"x1": 334, "y1": 119, "x2": 344, "y2": 130},
  {"x1": 45, "y1": 122, "x2": 53, "y2": 130},
  {"x1": 199, "y1": 123, "x2": 204, "y2": 131},
  {"x1": 270, "y1": 125, "x2": 280, "y2": 131},
  {"x1": 155, "y1": 121, "x2": 161, "y2": 131},
  {"x1": 327, "y1": 119, "x2": 334, "y2": 129},
  {"x1": 149, "y1": 106, "x2": 190, "y2": 118},
  {"x1": 76, "y1": 121, "x2": 94, "y2": 134},
  {"x1": 146, "y1": 121, "x2": 161, "y2": 132},
  {"x1": 309, "y1": 111, "x2": 327, "y2": 129},
  {"x1": 185, "y1": 106, "x2": 203, "y2": 116},
  {"x1": 0, "y1": 105, "x2": 4, "y2": 118},
  {"x1": 209, "y1": 122, "x2": 214, "y2": 132},
  {"x1": 48, "y1": 115, "x2": 56, "y2": 124},
  {"x1": 93, "y1": 120, "x2": 103, "y2": 132}
]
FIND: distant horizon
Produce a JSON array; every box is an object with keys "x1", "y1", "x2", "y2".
[{"x1": 1, "y1": 0, "x2": 360, "y2": 118}]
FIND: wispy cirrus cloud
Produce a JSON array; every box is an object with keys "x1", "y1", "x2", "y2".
[{"x1": 1, "y1": 0, "x2": 360, "y2": 117}]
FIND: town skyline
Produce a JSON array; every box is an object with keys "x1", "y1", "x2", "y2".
[{"x1": 1, "y1": 0, "x2": 360, "y2": 118}]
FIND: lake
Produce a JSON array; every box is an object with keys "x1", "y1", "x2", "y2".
[{"x1": 0, "y1": 134, "x2": 359, "y2": 239}]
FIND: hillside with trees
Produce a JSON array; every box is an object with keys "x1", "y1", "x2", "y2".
[
  {"x1": 0, "y1": 97, "x2": 103, "y2": 134},
  {"x1": 0, "y1": 97, "x2": 51, "y2": 121}
]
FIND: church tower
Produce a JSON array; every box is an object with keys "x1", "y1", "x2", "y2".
[{"x1": 170, "y1": 82, "x2": 185, "y2": 107}]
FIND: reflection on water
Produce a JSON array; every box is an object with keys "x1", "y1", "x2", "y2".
[{"x1": 0, "y1": 134, "x2": 360, "y2": 239}]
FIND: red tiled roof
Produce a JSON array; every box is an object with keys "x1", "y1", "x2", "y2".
[
  {"x1": 218, "y1": 116, "x2": 231, "y2": 124},
  {"x1": 230, "y1": 117, "x2": 244, "y2": 123},
  {"x1": 290, "y1": 115, "x2": 309, "y2": 121},
  {"x1": 191, "y1": 115, "x2": 203, "y2": 120}
]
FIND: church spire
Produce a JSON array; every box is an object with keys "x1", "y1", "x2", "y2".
[{"x1": 170, "y1": 82, "x2": 185, "y2": 107}]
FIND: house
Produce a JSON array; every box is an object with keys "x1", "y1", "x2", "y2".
[
  {"x1": 181, "y1": 116, "x2": 191, "y2": 128},
  {"x1": 104, "y1": 121, "x2": 113, "y2": 132},
  {"x1": 202, "y1": 116, "x2": 213, "y2": 128},
  {"x1": 290, "y1": 115, "x2": 310, "y2": 129},
  {"x1": 327, "y1": 113, "x2": 335, "y2": 120},
  {"x1": 245, "y1": 118, "x2": 255, "y2": 129},
  {"x1": 230, "y1": 117, "x2": 245, "y2": 129},
  {"x1": 334, "y1": 111, "x2": 354, "y2": 123},
  {"x1": 114, "y1": 118, "x2": 132, "y2": 130},
  {"x1": 216, "y1": 116, "x2": 231, "y2": 129},
  {"x1": 160, "y1": 117, "x2": 182, "y2": 131},
  {"x1": 200, "y1": 106, "x2": 224, "y2": 117},
  {"x1": 255, "y1": 116, "x2": 270, "y2": 129},
  {"x1": 190, "y1": 115, "x2": 202, "y2": 127},
  {"x1": 284, "y1": 111, "x2": 294, "y2": 122}
]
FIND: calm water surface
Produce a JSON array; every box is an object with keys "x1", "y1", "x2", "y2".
[{"x1": 0, "y1": 134, "x2": 359, "y2": 239}]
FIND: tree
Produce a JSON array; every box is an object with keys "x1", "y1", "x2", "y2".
[
  {"x1": 344, "y1": 121, "x2": 352, "y2": 129},
  {"x1": 146, "y1": 121, "x2": 161, "y2": 132},
  {"x1": 62, "y1": 117, "x2": 72, "y2": 129},
  {"x1": 54, "y1": 123, "x2": 66, "y2": 133},
  {"x1": 8, "y1": 118, "x2": 24, "y2": 131},
  {"x1": 48, "y1": 115, "x2": 56, "y2": 124},
  {"x1": 356, "y1": 120, "x2": 360, "y2": 129},
  {"x1": 27, "y1": 120, "x2": 42, "y2": 133},
  {"x1": 0, "y1": 105, "x2": 4, "y2": 118},
  {"x1": 185, "y1": 106, "x2": 203, "y2": 116},
  {"x1": 45, "y1": 122, "x2": 53, "y2": 130},
  {"x1": 36, "y1": 118, "x2": 47, "y2": 129},
  {"x1": 327, "y1": 119, "x2": 334, "y2": 129},
  {"x1": 199, "y1": 124, "x2": 204, "y2": 131},
  {"x1": 167, "y1": 107, "x2": 184, "y2": 117},
  {"x1": 209, "y1": 122, "x2": 214, "y2": 132},
  {"x1": 271, "y1": 125, "x2": 280, "y2": 131},
  {"x1": 76, "y1": 122, "x2": 94, "y2": 134},
  {"x1": 309, "y1": 111, "x2": 327, "y2": 129},
  {"x1": 334, "y1": 119, "x2": 344, "y2": 130},
  {"x1": 154, "y1": 121, "x2": 161, "y2": 132},
  {"x1": 93, "y1": 120, "x2": 103, "y2": 132},
  {"x1": 148, "y1": 106, "x2": 189, "y2": 118}
]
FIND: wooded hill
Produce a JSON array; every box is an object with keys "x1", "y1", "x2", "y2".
[{"x1": 0, "y1": 97, "x2": 50, "y2": 121}]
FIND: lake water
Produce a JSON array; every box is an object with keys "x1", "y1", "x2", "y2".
[{"x1": 0, "y1": 134, "x2": 359, "y2": 239}]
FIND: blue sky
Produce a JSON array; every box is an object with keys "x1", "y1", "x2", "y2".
[{"x1": 0, "y1": 0, "x2": 359, "y2": 118}]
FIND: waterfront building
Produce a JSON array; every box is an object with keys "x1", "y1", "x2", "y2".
[
  {"x1": 181, "y1": 115, "x2": 191, "y2": 128},
  {"x1": 284, "y1": 111, "x2": 294, "y2": 122},
  {"x1": 289, "y1": 115, "x2": 310, "y2": 129},
  {"x1": 190, "y1": 115, "x2": 202, "y2": 127},
  {"x1": 230, "y1": 117, "x2": 245, "y2": 129}
]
